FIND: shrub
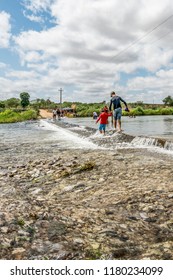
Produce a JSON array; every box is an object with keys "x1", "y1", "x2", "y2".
[
  {"x1": 160, "y1": 108, "x2": 173, "y2": 115},
  {"x1": 143, "y1": 109, "x2": 160, "y2": 115},
  {"x1": 0, "y1": 109, "x2": 38, "y2": 123},
  {"x1": 21, "y1": 109, "x2": 38, "y2": 120},
  {"x1": 133, "y1": 106, "x2": 144, "y2": 115}
]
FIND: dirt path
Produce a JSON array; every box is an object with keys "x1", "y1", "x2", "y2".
[{"x1": 39, "y1": 109, "x2": 53, "y2": 119}]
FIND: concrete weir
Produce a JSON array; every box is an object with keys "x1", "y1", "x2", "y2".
[{"x1": 131, "y1": 135, "x2": 173, "y2": 151}]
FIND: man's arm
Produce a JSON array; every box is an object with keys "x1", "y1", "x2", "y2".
[
  {"x1": 120, "y1": 97, "x2": 128, "y2": 108},
  {"x1": 109, "y1": 99, "x2": 112, "y2": 111}
]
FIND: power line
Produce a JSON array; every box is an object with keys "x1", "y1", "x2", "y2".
[
  {"x1": 77, "y1": 13, "x2": 173, "y2": 95},
  {"x1": 111, "y1": 13, "x2": 173, "y2": 61},
  {"x1": 124, "y1": 28, "x2": 173, "y2": 60},
  {"x1": 148, "y1": 29, "x2": 173, "y2": 45}
]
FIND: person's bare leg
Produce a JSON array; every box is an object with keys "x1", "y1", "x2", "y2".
[
  {"x1": 114, "y1": 120, "x2": 117, "y2": 130},
  {"x1": 117, "y1": 120, "x2": 122, "y2": 132}
]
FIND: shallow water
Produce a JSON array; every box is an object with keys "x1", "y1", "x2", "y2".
[
  {"x1": 0, "y1": 120, "x2": 100, "y2": 150},
  {"x1": 63, "y1": 115, "x2": 173, "y2": 140},
  {"x1": 1, "y1": 116, "x2": 173, "y2": 153}
]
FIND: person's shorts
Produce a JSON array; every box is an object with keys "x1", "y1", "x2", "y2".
[
  {"x1": 114, "y1": 108, "x2": 122, "y2": 120},
  {"x1": 99, "y1": 124, "x2": 106, "y2": 131}
]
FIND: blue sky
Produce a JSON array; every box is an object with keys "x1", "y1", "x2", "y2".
[{"x1": 1, "y1": 0, "x2": 173, "y2": 103}]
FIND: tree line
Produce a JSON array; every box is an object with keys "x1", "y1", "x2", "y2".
[
  {"x1": 0, "y1": 92, "x2": 30, "y2": 109},
  {"x1": 0, "y1": 92, "x2": 173, "y2": 118}
]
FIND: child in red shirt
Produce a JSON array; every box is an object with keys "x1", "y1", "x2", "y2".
[{"x1": 96, "y1": 108, "x2": 112, "y2": 135}]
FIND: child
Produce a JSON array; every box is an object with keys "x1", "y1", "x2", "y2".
[
  {"x1": 96, "y1": 108, "x2": 112, "y2": 135},
  {"x1": 52, "y1": 109, "x2": 57, "y2": 120}
]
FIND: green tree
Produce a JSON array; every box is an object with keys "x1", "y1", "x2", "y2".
[
  {"x1": 20, "y1": 92, "x2": 30, "y2": 108},
  {"x1": 162, "y1": 95, "x2": 173, "y2": 106},
  {"x1": 0, "y1": 101, "x2": 5, "y2": 108},
  {"x1": 6, "y1": 98, "x2": 20, "y2": 108}
]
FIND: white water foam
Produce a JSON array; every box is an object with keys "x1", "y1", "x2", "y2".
[
  {"x1": 130, "y1": 136, "x2": 173, "y2": 156},
  {"x1": 39, "y1": 119, "x2": 103, "y2": 150},
  {"x1": 131, "y1": 136, "x2": 173, "y2": 151},
  {"x1": 89, "y1": 131, "x2": 105, "y2": 138},
  {"x1": 131, "y1": 136, "x2": 159, "y2": 147},
  {"x1": 40, "y1": 120, "x2": 173, "y2": 155},
  {"x1": 164, "y1": 141, "x2": 173, "y2": 150},
  {"x1": 68, "y1": 126, "x2": 87, "y2": 131}
]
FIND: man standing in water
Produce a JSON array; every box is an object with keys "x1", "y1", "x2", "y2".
[{"x1": 109, "y1": 91, "x2": 129, "y2": 132}]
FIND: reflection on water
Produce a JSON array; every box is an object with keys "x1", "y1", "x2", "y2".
[
  {"x1": 64, "y1": 115, "x2": 173, "y2": 140},
  {"x1": 0, "y1": 116, "x2": 173, "y2": 148},
  {"x1": 0, "y1": 120, "x2": 100, "y2": 150},
  {"x1": 0, "y1": 121, "x2": 51, "y2": 144}
]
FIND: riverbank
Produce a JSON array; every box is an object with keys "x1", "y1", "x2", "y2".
[
  {"x1": 0, "y1": 123, "x2": 173, "y2": 260},
  {"x1": 39, "y1": 109, "x2": 53, "y2": 119},
  {"x1": 0, "y1": 109, "x2": 38, "y2": 123}
]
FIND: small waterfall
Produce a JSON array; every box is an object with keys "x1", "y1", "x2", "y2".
[
  {"x1": 39, "y1": 119, "x2": 103, "y2": 150},
  {"x1": 131, "y1": 136, "x2": 173, "y2": 151},
  {"x1": 131, "y1": 136, "x2": 159, "y2": 147},
  {"x1": 164, "y1": 141, "x2": 173, "y2": 151}
]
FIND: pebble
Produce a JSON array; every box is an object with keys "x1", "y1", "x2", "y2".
[{"x1": 1, "y1": 122, "x2": 173, "y2": 260}]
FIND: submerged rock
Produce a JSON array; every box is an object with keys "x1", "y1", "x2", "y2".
[{"x1": 0, "y1": 124, "x2": 173, "y2": 260}]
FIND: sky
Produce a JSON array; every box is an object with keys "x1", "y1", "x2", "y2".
[{"x1": 0, "y1": 0, "x2": 173, "y2": 104}]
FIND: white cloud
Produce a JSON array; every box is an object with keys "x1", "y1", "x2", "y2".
[
  {"x1": 22, "y1": 10, "x2": 44, "y2": 23},
  {"x1": 22, "y1": 0, "x2": 55, "y2": 13},
  {"x1": 126, "y1": 68, "x2": 173, "y2": 103},
  {"x1": 0, "y1": 62, "x2": 7, "y2": 69},
  {"x1": 1, "y1": 0, "x2": 173, "y2": 102},
  {"x1": 0, "y1": 11, "x2": 11, "y2": 48}
]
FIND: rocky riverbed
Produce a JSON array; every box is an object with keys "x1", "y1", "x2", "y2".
[{"x1": 0, "y1": 121, "x2": 173, "y2": 260}]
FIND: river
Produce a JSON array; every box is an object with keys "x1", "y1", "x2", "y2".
[
  {"x1": 64, "y1": 115, "x2": 173, "y2": 140},
  {"x1": 0, "y1": 115, "x2": 173, "y2": 152}
]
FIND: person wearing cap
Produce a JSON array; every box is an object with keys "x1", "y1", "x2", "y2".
[
  {"x1": 93, "y1": 111, "x2": 98, "y2": 119},
  {"x1": 109, "y1": 91, "x2": 129, "y2": 132},
  {"x1": 96, "y1": 108, "x2": 112, "y2": 135}
]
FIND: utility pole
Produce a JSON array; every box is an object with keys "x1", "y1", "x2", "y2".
[{"x1": 59, "y1": 88, "x2": 63, "y2": 106}]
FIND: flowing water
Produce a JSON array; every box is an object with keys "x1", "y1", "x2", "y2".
[
  {"x1": 1, "y1": 115, "x2": 173, "y2": 153},
  {"x1": 63, "y1": 115, "x2": 173, "y2": 154},
  {"x1": 0, "y1": 120, "x2": 100, "y2": 150},
  {"x1": 64, "y1": 115, "x2": 173, "y2": 140}
]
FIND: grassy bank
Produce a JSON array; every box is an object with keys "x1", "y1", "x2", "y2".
[
  {"x1": 1, "y1": 106, "x2": 173, "y2": 122},
  {"x1": 0, "y1": 109, "x2": 38, "y2": 123},
  {"x1": 76, "y1": 107, "x2": 173, "y2": 117},
  {"x1": 73, "y1": 104, "x2": 173, "y2": 117},
  {"x1": 123, "y1": 106, "x2": 173, "y2": 117}
]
